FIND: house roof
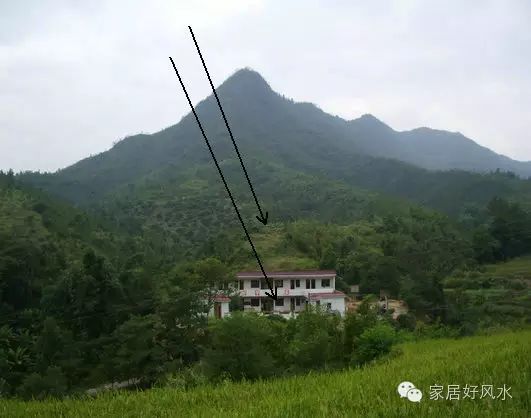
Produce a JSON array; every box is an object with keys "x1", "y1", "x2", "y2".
[
  {"x1": 237, "y1": 270, "x2": 336, "y2": 279},
  {"x1": 308, "y1": 290, "x2": 346, "y2": 300}
]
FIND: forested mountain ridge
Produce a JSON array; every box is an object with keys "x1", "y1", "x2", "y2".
[
  {"x1": 19, "y1": 68, "x2": 531, "y2": 217},
  {"x1": 348, "y1": 114, "x2": 531, "y2": 176}
]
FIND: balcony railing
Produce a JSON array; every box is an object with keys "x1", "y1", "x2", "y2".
[{"x1": 238, "y1": 288, "x2": 335, "y2": 298}]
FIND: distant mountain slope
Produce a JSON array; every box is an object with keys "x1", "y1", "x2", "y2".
[
  {"x1": 0, "y1": 173, "x2": 127, "y2": 262},
  {"x1": 93, "y1": 158, "x2": 413, "y2": 257},
  {"x1": 348, "y1": 114, "x2": 531, "y2": 176},
  {"x1": 19, "y1": 68, "x2": 531, "y2": 218}
]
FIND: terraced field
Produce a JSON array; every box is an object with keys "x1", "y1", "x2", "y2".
[{"x1": 444, "y1": 256, "x2": 531, "y2": 325}]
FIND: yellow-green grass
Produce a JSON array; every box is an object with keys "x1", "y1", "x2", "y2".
[
  {"x1": 240, "y1": 225, "x2": 318, "y2": 271},
  {"x1": 2, "y1": 330, "x2": 530, "y2": 417},
  {"x1": 485, "y1": 256, "x2": 531, "y2": 278}
]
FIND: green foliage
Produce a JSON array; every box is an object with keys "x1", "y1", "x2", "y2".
[
  {"x1": 160, "y1": 365, "x2": 208, "y2": 390},
  {"x1": 17, "y1": 70, "x2": 531, "y2": 222},
  {"x1": 353, "y1": 323, "x2": 397, "y2": 364},
  {"x1": 444, "y1": 256, "x2": 531, "y2": 330},
  {"x1": 286, "y1": 306, "x2": 343, "y2": 370},
  {"x1": 202, "y1": 313, "x2": 276, "y2": 381},
  {"x1": 103, "y1": 315, "x2": 165, "y2": 384},
  {"x1": 200, "y1": 306, "x2": 396, "y2": 384},
  {"x1": 18, "y1": 366, "x2": 68, "y2": 400},
  {"x1": 487, "y1": 197, "x2": 531, "y2": 260},
  {"x1": 413, "y1": 321, "x2": 460, "y2": 339},
  {"x1": 396, "y1": 313, "x2": 417, "y2": 331},
  {"x1": 1, "y1": 156, "x2": 530, "y2": 400},
  {"x1": 3, "y1": 330, "x2": 529, "y2": 417},
  {"x1": 34, "y1": 318, "x2": 65, "y2": 373},
  {"x1": 343, "y1": 298, "x2": 379, "y2": 359}
]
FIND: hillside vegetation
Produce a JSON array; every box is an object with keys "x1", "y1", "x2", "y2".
[
  {"x1": 2, "y1": 330, "x2": 529, "y2": 417},
  {"x1": 2, "y1": 169, "x2": 530, "y2": 399},
  {"x1": 445, "y1": 256, "x2": 531, "y2": 329},
  {"x1": 20, "y1": 70, "x2": 531, "y2": 217},
  {"x1": 16, "y1": 71, "x2": 531, "y2": 277}
]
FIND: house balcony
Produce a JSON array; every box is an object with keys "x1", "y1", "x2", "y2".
[{"x1": 238, "y1": 288, "x2": 336, "y2": 298}]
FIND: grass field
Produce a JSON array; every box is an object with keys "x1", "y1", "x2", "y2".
[{"x1": 1, "y1": 330, "x2": 530, "y2": 417}]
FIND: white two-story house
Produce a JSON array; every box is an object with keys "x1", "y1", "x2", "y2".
[{"x1": 234, "y1": 270, "x2": 346, "y2": 317}]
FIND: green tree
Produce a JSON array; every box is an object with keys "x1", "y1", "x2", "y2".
[
  {"x1": 202, "y1": 313, "x2": 275, "y2": 381},
  {"x1": 353, "y1": 323, "x2": 396, "y2": 364},
  {"x1": 18, "y1": 366, "x2": 67, "y2": 400},
  {"x1": 287, "y1": 306, "x2": 342, "y2": 370},
  {"x1": 487, "y1": 197, "x2": 531, "y2": 260},
  {"x1": 103, "y1": 314, "x2": 166, "y2": 384},
  {"x1": 34, "y1": 317, "x2": 65, "y2": 372}
]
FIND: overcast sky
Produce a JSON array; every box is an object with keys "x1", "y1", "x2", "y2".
[{"x1": 1, "y1": 0, "x2": 530, "y2": 172}]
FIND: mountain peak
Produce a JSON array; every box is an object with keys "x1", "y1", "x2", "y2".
[
  {"x1": 228, "y1": 67, "x2": 268, "y2": 82},
  {"x1": 217, "y1": 68, "x2": 273, "y2": 96},
  {"x1": 351, "y1": 114, "x2": 392, "y2": 131}
]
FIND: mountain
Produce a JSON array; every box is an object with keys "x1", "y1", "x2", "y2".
[
  {"x1": 19, "y1": 68, "x2": 531, "y2": 228},
  {"x1": 348, "y1": 114, "x2": 531, "y2": 177}
]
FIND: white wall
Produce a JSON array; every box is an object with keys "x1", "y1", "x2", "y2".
[
  {"x1": 221, "y1": 302, "x2": 230, "y2": 318},
  {"x1": 310, "y1": 297, "x2": 346, "y2": 316}
]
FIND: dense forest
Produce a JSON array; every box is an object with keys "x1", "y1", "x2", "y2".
[{"x1": 2, "y1": 166, "x2": 530, "y2": 398}]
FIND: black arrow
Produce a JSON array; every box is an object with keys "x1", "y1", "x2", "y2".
[
  {"x1": 169, "y1": 57, "x2": 277, "y2": 300},
  {"x1": 187, "y1": 26, "x2": 269, "y2": 226}
]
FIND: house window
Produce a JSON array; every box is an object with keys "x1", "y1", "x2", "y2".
[
  {"x1": 251, "y1": 280, "x2": 260, "y2": 288},
  {"x1": 290, "y1": 280, "x2": 295, "y2": 290},
  {"x1": 250, "y1": 298, "x2": 260, "y2": 307},
  {"x1": 296, "y1": 298, "x2": 301, "y2": 306},
  {"x1": 326, "y1": 303, "x2": 332, "y2": 310},
  {"x1": 261, "y1": 280, "x2": 269, "y2": 289},
  {"x1": 243, "y1": 300, "x2": 251, "y2": 306},
  {"x1": 321, "y1": 279, "x2": 330, "y2": 288},
  {"x1": 296, "y1": 279, "x2": 300, "y2": 288},
  {"x1": 239, "y1": 281, "x2": 244, "y2": 290},
  {"x1": 275, "y1": 280, "x2": 283, "y2": 288},
  {"x1": 275, "y1": 298, "x2": 284, "y2": 307},
  {"x1": 306, "y1": 279, "x2": 315, "y2": 289}
]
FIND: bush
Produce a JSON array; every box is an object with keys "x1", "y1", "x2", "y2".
[
  {"x1": 287, "y1": 306, "x2": 344, "y2": 371},
  {"x1": 18, "y1": 366, "x2": 68, "y2": 400},
  {"x1": 396, "y1": 313, "x2": 417, "y2": 331},
  {"x1": 160, "y1": 365, "x2": 208, "y2": 390},
  {"x1": 353, "y1": 323, "x2": 396, "y2": 365},
  {"x1": 414, "y1": 321, "x2": 460, "y2": 339},
  {"x1": 201, "y1": 313, "x2": 276, "y2": 381}
]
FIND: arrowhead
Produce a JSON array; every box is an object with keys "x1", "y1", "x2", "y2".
[
  {"x1": 265, "y1": 286, "x2": 278, "y2": 301},
  {"x1": 256, "y1": 211, "x2": 269, "y2": 225}
]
